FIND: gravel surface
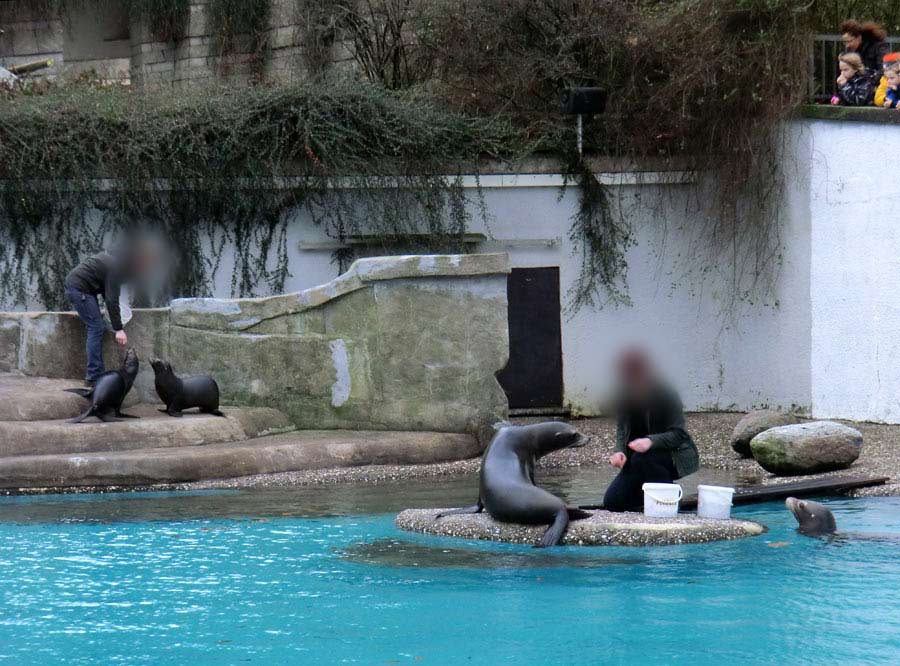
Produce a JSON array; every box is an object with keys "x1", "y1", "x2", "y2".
[{"x1": 174, "y1": 412, "x2": 898, "y2": 496}]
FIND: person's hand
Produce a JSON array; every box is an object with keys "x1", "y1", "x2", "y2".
[
  {"x1": 609, "y1": 452, "x2": 626, "y2": 469},
  {"x1": 884, "y1": 100, "x2": 893, "y2": 108},
  {"x1": 836, "y1": 75, "x2": 846, "y2": 86},
  {"x1": 628, "y1": 437, "x2": 653, "y2": 453},
  {"x1": 115, "y1": 330, "x2": 128, "y2": 346}
]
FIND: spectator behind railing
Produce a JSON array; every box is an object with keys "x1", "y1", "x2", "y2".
[
  {"x1": 832, "y1": 53, "x2": 876, "y2": 106},
  {"x1": 874, "y1": 53, "x2": 900, "y2": 107},
  {"x1": 880, "y1": 63, "x2": 900, "y2": 110},
  {"x1": 840, "y1": 19, "x2": 889, "y2": 80}
]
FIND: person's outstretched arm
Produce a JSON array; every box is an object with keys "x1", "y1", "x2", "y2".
[{"x1": 104, "y1": 272, "x2": 123, "y2": 331}]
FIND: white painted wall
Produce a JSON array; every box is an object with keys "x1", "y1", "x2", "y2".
[
  {"x1": 806, "y1": 118, "x2": 900, "y2": 423},
  {"x1": 12, "y1": 117, "x2": 900, "y2": 420},
  {"x1": 210, "y1": 167, "x2": 814, "y2": 416}
]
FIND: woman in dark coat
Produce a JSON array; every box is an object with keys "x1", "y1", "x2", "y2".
[
  {"x1": 602, "y1": 350, "x2": 699, "y2": 512},
  {"x1": 841, "y1": 19, "x2": 889, "y2": 79}
]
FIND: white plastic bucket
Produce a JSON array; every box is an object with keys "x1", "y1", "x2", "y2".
[
  {"x1": 697, "y1": 485, "x2": 735, "y2": 520},
  {"x1": 642, "y1": 483, "x2": 683, "y2": 518}
]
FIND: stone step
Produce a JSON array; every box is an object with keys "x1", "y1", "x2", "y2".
[
  {"x1": 0, "y1": 375, "x2": 139, "y2": 421},
  {"x1": 0, "y1": 429, "x2": 480, "y2": 489},
  {"x1": 0, "y1": 404, "x2": 294, "y2": 458}
]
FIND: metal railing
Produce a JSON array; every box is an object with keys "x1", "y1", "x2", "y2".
[{"x1": 810, "y1": 34, "x2": 900, "y2": 103}]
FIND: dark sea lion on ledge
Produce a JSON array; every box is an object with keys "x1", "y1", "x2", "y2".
[
  {"x1": 436, "y1": 421, "x2": 591, "y2": 547},
  {"x1": 150, "y1": 358, "x2": 225, "y2": 417},
  {"x1": 64, "y1": 348, "x2": 140, "y2": 423}
]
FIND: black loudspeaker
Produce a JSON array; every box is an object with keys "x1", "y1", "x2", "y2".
[{"x1": 559, "y1": 87, "x2": 607, "y2": 115}]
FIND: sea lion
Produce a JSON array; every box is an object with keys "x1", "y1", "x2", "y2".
[
  {"x1": 64, "y1": 348, "x2": 140, "y2": 423},
  {"x1": 436, "y1": 421, "x2": 592, "y2": 547},
  {"x1": 785, "y1": 496, "x2": 900, "y2": 543},
  {"x1": 785, "y1": 497, "x2": 837, "y2": 536},
  {"x1": 150, "y1": 358, "x2": 224, "y2": 417}
]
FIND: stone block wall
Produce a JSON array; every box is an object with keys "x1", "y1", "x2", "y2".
[{"x1": 0, "y1": 254, "x2": 511, "y2": 443}]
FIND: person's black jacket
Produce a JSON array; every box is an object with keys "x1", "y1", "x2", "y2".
[
  {"x1": 614, "y1": 383, "x2": 700, "y2": 478},
  {"x1": 64, "y1": 251, "x2": 126, "y2": 331},
  {"x1": 838, "y1": 72, "x2": 876, "y2": 106},
  {"x1": 857, "y1": 37, "x2": 889, "y2": 78}
]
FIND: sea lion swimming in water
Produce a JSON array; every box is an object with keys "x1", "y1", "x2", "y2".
[
  {"x1": 436, "y1": 422, "x2": 592, "y2": 547},
  {"x1": 150, "y1": 358, "x2": 224, "y2": 417},
  {"x1": 786, "y1": 496, "x2": 900, "y2": 543},
  {"x1": 64, "y1": 348, "x2": 140, "y2": 423},
  {"x1": 785, "y1": 497, "x2": 837, "y2": 536}
]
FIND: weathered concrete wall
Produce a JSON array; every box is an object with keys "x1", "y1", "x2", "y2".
[
  {"x1": 803, "y1": 115, "x2": 900, "y2": 423},
  {"x1": 0, "y1": 254, "x2": 510, "y2": 442}
]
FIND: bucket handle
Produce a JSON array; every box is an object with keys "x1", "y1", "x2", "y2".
[{"x1": 644, "y1": 486, "x2": 683, "y2": 505}]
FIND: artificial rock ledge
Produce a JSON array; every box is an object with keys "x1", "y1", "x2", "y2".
[
  {"x1": 396, "y1": 509, "x2": 766, "y2": 547},
  {"x1": 0, "y1": 253, "x2": 511, "y2": 446}
]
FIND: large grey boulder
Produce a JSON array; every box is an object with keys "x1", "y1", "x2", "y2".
[
  {"x1": 750, "y1": 421, "x2": 862, "y2": 476},
  {"x1": 731, "y1": 409, "x2": 800, "y2": 457}
]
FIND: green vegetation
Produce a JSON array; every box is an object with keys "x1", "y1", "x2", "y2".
[
  {"x1": 0, "y1": 82, "x2": 515, "y2": 308},
  {"x1": 2, "y1": 0, "x2": 897, "y2": 309}
]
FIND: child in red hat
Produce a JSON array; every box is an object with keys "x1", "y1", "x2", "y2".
[{"x1": 874, "y1": 52, "x2": 900, "y2": 107}]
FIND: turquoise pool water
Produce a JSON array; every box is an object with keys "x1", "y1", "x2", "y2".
[{"x1": 0, "y1": 473, "x2": 898, "y2": 666}]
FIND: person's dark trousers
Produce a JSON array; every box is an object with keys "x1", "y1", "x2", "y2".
[
  {"x1": 65, "y1": 286, "x2": 108, "y2": 382},
  {"x1": 603, "y1": 449, "x2": 679, "y2": 512}
]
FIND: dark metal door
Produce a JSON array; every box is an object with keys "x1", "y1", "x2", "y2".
[{"x1": 497, "y1": 267, "x2": 564, "y2": 409}]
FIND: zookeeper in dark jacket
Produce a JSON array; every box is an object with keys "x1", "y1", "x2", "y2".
[
  {"x1": 603, "y1": 349, "x2": 700, "y2": 512},
  {"x1": 64, "y1": 240, "x2": 157, "y2": 385}
]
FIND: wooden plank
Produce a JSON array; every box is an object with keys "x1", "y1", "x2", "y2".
[
  {"x1": 578, "y1": 475, "x2": 890, "y2": 512},
  {"x1": 679, "y1": 475, "x2": 890, "y2": 510}
]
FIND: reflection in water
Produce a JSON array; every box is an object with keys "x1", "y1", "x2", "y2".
[{"x1": 340, "y1": 538, "x2": 645, "y2": 569}]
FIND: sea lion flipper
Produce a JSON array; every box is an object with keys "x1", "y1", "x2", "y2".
[
  {"x1": 63, "y1": 387, "x2": 94, "y2": 399},
  {"x1": 435, "y1": 502, "x2": 483, "y2": 521},
  {"x1": 115, "y1": 411, "x2": 140, "y2": 419},
  {"x1": 567, "y1": 507, "x2": 592, "y2": 521},
  {"x1": 537, "y1": 509, "x2": 570, "y2": 548},
  {"x1": 210, "y1": 409, "x2": 225, "y2": 417},
  {"x1": 68, "y1": 408, "x2": 93, "y2": 424}
]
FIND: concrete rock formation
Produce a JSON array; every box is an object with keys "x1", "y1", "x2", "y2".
[
  {"x1": 396, "y1": 508, "x2": 766, "y2": 547},
  {"x1": 0, "y1": 254, "x2": 510, "y2": 446},
  {"x1": 731, "y1": 409, "x2": 800, "y2": 457},
  {"x1": 0, "y1": 254, "x2": 508, "y2": 489},
  {"x1": 750, "y1": 421, "x2": 863, "y2": 476}
]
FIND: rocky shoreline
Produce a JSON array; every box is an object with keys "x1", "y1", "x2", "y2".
[
  {"x1": 3, "y1": 412, "x2": 895, "y2": 497},
  {"x1": 168, "y1": 412, "x2": 898, "y2": 497}
]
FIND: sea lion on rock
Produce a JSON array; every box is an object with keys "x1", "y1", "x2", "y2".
[
  {"x1": 436, "y1": 421, "x2": 592, "y2": 547},
  {"x1": 785, "y1": 497, "x2": 837, "y2": 536},
  {"x1": 64, "y1": 348, "x2": 140, "y2": 423},
  {"x1": 150, "y1": 358, "x2": 224, "y2": 417}
]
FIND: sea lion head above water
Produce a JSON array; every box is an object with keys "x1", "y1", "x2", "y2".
[{"x1": 785, "y1": 497, "x2": 837, "y2": 536}]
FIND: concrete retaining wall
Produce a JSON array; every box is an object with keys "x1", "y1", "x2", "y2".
[{"x1": 0, "y1": 254, "x2": 510, "y2": 443}]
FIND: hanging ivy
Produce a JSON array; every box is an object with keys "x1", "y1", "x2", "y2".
[
  {"x1": 123, "y1": 0, "x2": 190, "y2": 42},
  {"x1": 207, "y1": 0, "x2": 270, "y2": 60},
  {"x1": 0, "y1": 79, "x2": 517, "y2": 309}
]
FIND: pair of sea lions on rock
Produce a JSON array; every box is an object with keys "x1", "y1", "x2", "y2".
[
  {"x1": 64, "y1": 350, "x2": 223, "y2": 422},
  {"x1": 437, "y1": 421, "x2": 592, "y2": 547}
]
